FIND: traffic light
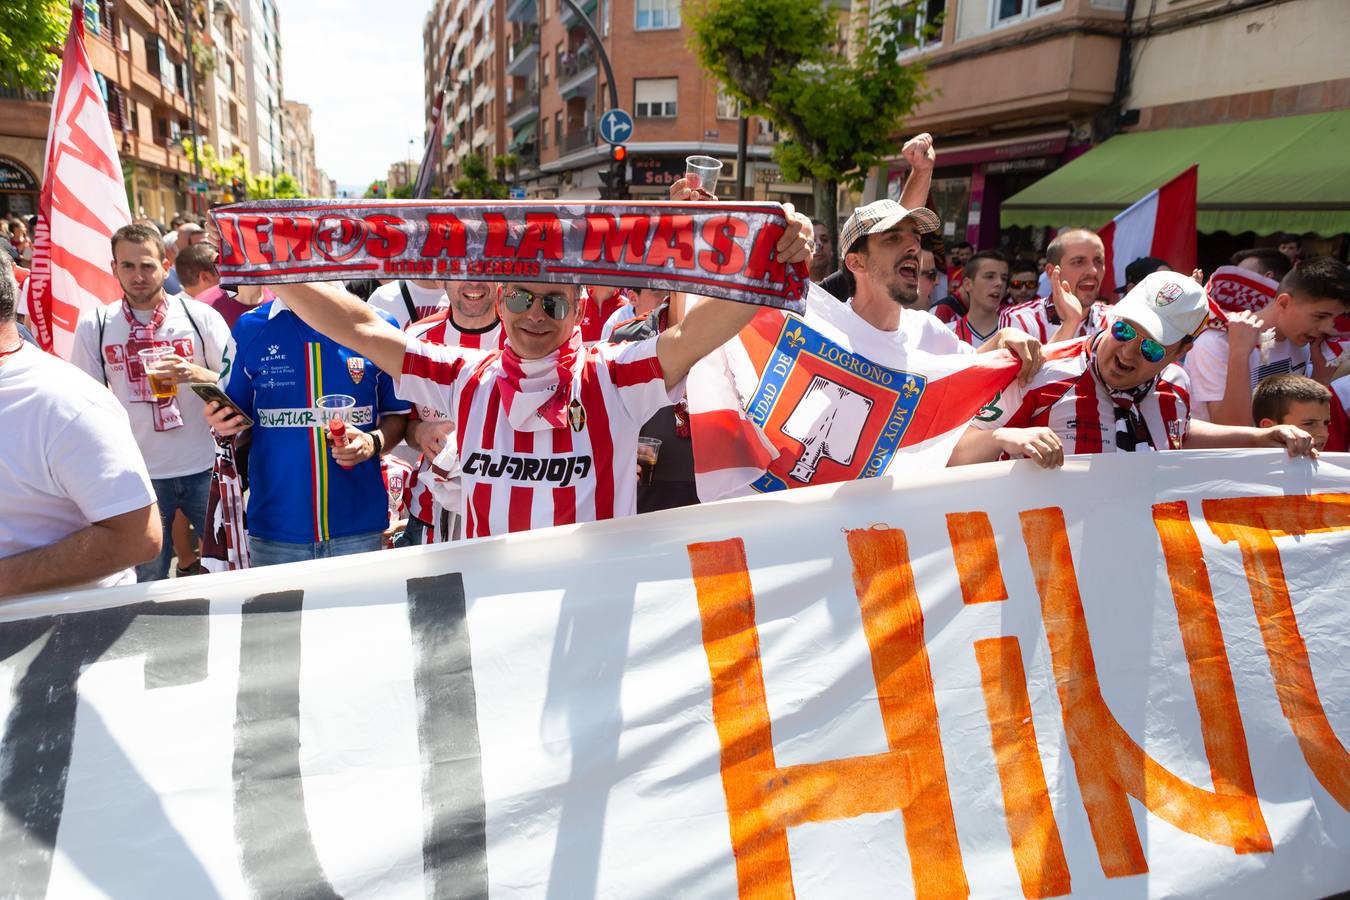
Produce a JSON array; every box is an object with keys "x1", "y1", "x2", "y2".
[{"x1": 601, "y1": 144, "x2": 628, "y2": 200}]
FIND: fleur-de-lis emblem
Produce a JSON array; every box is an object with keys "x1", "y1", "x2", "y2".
[
  {"x1": 785, "y1": 325, "x2": 806, "y2": 349},
  {"x1": 902, "y1": 379, "x2": 920, "y2": 399}
]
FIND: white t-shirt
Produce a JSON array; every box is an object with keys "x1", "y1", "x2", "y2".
[
  {"x1": 1183, "y1": 327, "x2": 1311, "y2": 420},
  {"x1": 0, "y1": 343, "x2": 156, "y2": 589},
  {"x1": 368, "y1": 280, "x2": 449, "y2": 330},
  {"x1": 68, "y1": 295, "x2": 233, "y2": 479}
]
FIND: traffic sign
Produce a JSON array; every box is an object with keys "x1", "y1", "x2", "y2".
[
  {"x1": 509, "y1": 187, "x2": 527, "y2": 199},
  {"x1": 598, "y1": 109, "x2": 634, "y2": 145}
]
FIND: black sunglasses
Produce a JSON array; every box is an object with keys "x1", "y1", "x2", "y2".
[{"x1": 503, "y1": 288, "x2": 571, "y2": 320}]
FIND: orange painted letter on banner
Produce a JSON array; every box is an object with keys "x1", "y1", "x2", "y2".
[
  {"x1": 1203, "y1": 493, "x2": 1350, "y2": 810},
  {"x1": 1019, "y1": 507, "x2": 1271, "y2": 880},
  {"x1": 688, "y1": 533, "x2": 969, "y2": 900},
  {"x1": 974, "y1": 637, "x2": 1072, "y2": 900},
  {"x1": 946, "y1": 512, "x2": 1008, "y2": 605}
]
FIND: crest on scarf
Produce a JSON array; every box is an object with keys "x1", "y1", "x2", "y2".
[
  {"x1": 347, "y1": 356, "x2": 366, "y2": 384},
  {"x1": 1156, "y1": 282, "x2": 1184, "y2": 307},
  {"x1": 745, "y1": 316, "x2": 926, "y2": 492},
  {"x1": 568, "y1": 398, "x2": 586, "y2": 432}
]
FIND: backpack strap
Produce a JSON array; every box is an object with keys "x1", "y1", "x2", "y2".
[
  {"x1": 178, "y1": 296, "x2": 207, "y2": 360},
  {"x1": 398, "y1": 280, "x2": 417, "y2": 325},
  {"x1": 97, "y1": 304, "x2": 109, "y2": 386}
]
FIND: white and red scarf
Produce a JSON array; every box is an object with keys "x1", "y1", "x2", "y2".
[
  {"x1": 498, "y1": 329, "x2": 587, "y2": 431},
  {"x1": 121, "y1": 299, "x2": 183, "y2": 432}
]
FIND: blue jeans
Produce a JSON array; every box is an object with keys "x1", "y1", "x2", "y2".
[
  {"x1": 248, "y1": 531, "x2": 385, "y2": 568},
  {"x1": 137, "y1": 470, "x2": 213, "y2": 582}
]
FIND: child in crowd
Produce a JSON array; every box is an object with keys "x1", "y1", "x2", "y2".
[{"x1": 1252, "y1": 374, "x2": 1332, "y2": 452}]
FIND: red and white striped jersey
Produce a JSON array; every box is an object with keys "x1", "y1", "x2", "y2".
[
  {"x1": 398, "y1": 333, "x2": 676, "y2": 538},
  {"x1": 999, "y1": 297, "x2": 1111, "y2": 343},
  {"x1": 1328, "y1": 375, "x2": 1350, "y2": 453},
  {"x1": 577, "y1": 287, "x2": 632, "y2": 344},
  {"x1": 947, "y1": 315, "x2": 997, "y2": 349},
  {"x1": 972, "y1": 336, "x2": 1192, "y2": 455},
  {"x1": 403, "y1": 311, "x2": 505, "y2": 530}
]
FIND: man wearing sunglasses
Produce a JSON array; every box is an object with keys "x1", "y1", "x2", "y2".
[
  {"x1": 207, "y1": 210, "x2": 814, "y2": 537},
  {"x1": 1007, "y1": 259, "x2": 1039, "y2": 307},
  {"x1": 950, "y1": 272, "x2": 1317, "y2": 467}
]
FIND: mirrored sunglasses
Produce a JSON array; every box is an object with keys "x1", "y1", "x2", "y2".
[
  {"x1": 1008, "y1": 279, "x2": 1037, "y2": 289},
  {"x1": 504, "y1": 288, "x2": 571, "y2": 320},
  {"x1": 1111, "y1": 320, "x2": 1166, "y2": 363}
]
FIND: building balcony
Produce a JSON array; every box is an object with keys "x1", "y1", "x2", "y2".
[
  {"x1": 506, "y1": 92, "x2": 540, "y2": 127},
  {"x1": 560, "y1": 0, "x2": 598, "y2": 27},
  {"x1": 904, "y1": 14, "x2": 1121, "y2": 134},
  {"x1": 561, "y1": 125, "x2": 595, "y2": 155},
  {"x1": 507, "y1": 34, "x2": 538, "y2": 77},
  {"x1": 506, "y1": 0, "x2": 536, "y2": 24},
  {"x1": 556, "y1": 44, "x2": 597, "y2": 97}
]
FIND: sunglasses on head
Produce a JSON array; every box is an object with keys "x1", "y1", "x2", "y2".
[
  {"x1": 503, "y1": 288, "x2": 571, "y2": 320},
  {"x1": 1111, "y1": 320, "x2": 1166, "y2": 363}
]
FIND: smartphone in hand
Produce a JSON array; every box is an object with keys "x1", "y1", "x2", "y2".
[{"x1": 189, "y1": 382, "x2": 255, "y2": 428}]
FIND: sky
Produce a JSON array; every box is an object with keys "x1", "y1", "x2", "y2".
[{"x1": 277, "y1": 0, "x2": 428, "y2": 193}]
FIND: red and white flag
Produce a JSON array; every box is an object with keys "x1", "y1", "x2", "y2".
[
  {"x1": 1099, "y1": 165, "x2": 1197, "y2": 294},
  {"x1": 27, "y1": 5, "x2": 131, "y2": 358},
  {"x1": 687, "y1": 285, "x2": 1026, "y2": 500}
]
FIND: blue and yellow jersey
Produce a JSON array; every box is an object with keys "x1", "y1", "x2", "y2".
[{"x1": 223, "y1": 301, "x2": 411, "y2": 543}]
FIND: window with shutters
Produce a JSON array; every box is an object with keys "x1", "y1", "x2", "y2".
[{"x1": 634, "y1": 78, "x2": 677, "y2": 118}]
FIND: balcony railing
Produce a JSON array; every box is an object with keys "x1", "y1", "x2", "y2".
[
  {"x1": 558, "y1": 43, "x2": 595, "y2": 82},
  {"x1": 561, "y1": 125, "x2": 595, "y2": 154},
  {"x1": 507, "y1": 91, "x2": 539, "y2": 120},
  {"x1": 512, "y1": 25, "x2": 539, "y2": 57}
]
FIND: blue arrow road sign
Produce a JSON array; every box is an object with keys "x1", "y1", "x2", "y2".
[{"x1": 598, "y1": 109, "x2": 634, "y2": 145}]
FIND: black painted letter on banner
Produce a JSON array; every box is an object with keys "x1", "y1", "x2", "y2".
[
  {"x1": 0, "y1": 600, "x2": 210, "y2": 899},
  {"x1": 406, "y1": 573, "x2": 489, "y2": 899},
  {"x1": 232, "y1": 590, "x2": 341, "y2": 899}
]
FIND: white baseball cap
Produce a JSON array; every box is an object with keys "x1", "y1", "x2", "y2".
[{"x1": 1111, "y1": 270, "x2": 1209, "y2": 345}]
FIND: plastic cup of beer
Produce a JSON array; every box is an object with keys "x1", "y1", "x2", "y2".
[
  {"x1": 138, "y1": 347, "x2": 177, "y2": 399},
  {"x1": 637, "y1": 436, "x2": 662, "y2": 486},
  {"x1": 684, "y1": 156, "x2": 723, "y2": 195}
]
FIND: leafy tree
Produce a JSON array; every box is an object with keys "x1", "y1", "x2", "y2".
[
  {"x1": 0, "y1": 0, "x2": 68, "y2": 91},
  {"x1": 390, "y1": 183, "x2": 415, "y2": 199},
  {"x1": 688, "y1": 0, "x2": 928, "y2": 267},
  {"x1": 455, "y1": 154, "x2": 508, "y2": 200},
  {"x1": 364, "y1": 180, "x2": 388, "y2": 199}
]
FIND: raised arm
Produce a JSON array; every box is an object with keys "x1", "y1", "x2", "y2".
[
  {"x1": 656, "y1": 207, "x2": 812, "y2": 388},
  {"x1": 899, "y1": 133, "x2": 935, "y2": 212},
  {"x1": 271, "y1": 281, "x2": 409, "y2": 376}
]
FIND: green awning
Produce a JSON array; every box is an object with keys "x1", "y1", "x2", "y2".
[
  {"x1": 509, "y1": 120, "x2": 537, "y2": 152},
  {"x1": 1001, "y1": 111, "x2": 1350, "y2": 236}
]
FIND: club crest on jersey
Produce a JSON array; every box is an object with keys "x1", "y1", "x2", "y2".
[
  {"x1": 567, "y1": 398, "x2": 586, "y2": 432},
  {"x1": 1156, "y1": 282, "x2": 1184, "y2": 306},
  {"x1": 745, "y1": 316, "x2": 927, "y2": 492},
  {"x1": 347, "y1": 356, "x2": 366, "y2": 384}
]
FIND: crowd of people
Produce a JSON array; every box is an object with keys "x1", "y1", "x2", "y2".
[{"x1": 3, "y1": 136, "x2": 1349, "y2": 598}]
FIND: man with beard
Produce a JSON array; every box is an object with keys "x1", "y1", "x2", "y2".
[
  {"x1": 368, "y1": 278, "x2": 450, "y2": 330},
  {"x1": 1184, "y1": 256, "x2": 1350, "y2": 424},
  {"x1": 837, "y1": 200, "x2": 1043, "y2": 376},
  {"x1": 69, "y1": 223, "x2": 232, "y2": 581},
  {"x1": 950, "y1": 272, "x2": 1316, "y2": 466},
  {"x1": 999, "y1": 228, "x2": 1105, "y2": 343},
  {"x1": 809, "y1": 221, "x2": 833, "y2": 283},
  {"x1": 398, "y1": 279, "x2": 504, "y2": 545}
]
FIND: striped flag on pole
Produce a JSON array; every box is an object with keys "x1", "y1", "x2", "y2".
[
  {"x1": 686, "y1": 285, "x2": 1026, "y2": 500},
  {"x1": 27, "y1": 4, "x2": 131, "y2": 358},
  {"x1": 1098, "y1": 165, "x2": 1197, "y2": 295}
]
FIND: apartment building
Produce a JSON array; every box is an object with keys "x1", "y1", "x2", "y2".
[
  {"x1": 206, "y1": 0, "x2": 252, "y2": 165},
  {"x1": 388, "y1": 160, "x2": 420, "y2": 191},
  {"x1": 241, "y1": 0, "x2": 285, "y2": 182},
  {"x1": 422, "y1": 0, "x2": 780, "y2": 201},
  {"x1": 0, "y1": 0, "x2": 212, "y2": 223},
  {"x1": 423, "y1": 0, "x2": 509, "y2": 193},
  {"x1": 282, "y1": 99, "x2": 319, "y2": 195}
]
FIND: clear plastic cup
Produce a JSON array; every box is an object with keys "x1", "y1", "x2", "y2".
[
  {"x1": 637, "y1": 436, "x2": 662, "y2": 486},
  {"x1": 684, "y1": 156, "x2": 723, "y2": 195},
  {"x1": 138, "y1": 346, "x2": 177, "y2": 399},
  {"x1": 317, "y1": 393, "x2": 357, "y2": 446}
]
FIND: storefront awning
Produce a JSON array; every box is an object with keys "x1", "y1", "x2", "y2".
[
  {"x1": 509, "y1": 120, "x2": 537, "y2": 153},
  {"x1": 1000, "y1": 110, "x2": 1350, "y2": 236}
]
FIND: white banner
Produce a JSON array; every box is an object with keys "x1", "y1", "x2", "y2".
[{"x1": 1, "y1": 451, "x2": 1347, "y2": 899}]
